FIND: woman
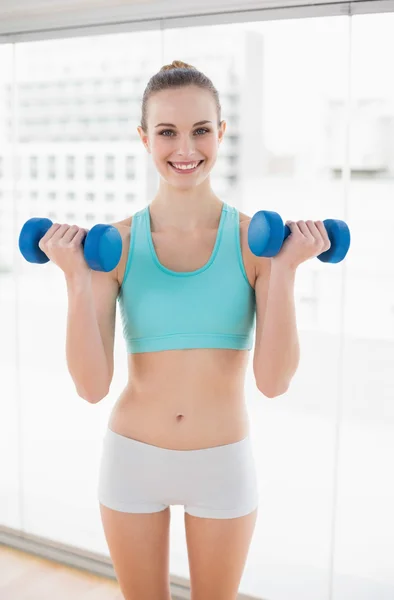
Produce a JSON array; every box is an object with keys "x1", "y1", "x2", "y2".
[{"x1": 38, "y1": 60, "x2": 331, "y2": 600}]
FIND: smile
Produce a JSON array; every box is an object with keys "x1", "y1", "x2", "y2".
[{"x1": 168, "y1": 160, "x2": 204, "y2": 173}]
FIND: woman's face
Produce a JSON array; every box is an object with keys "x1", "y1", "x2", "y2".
[{"x1": 138, "y1": 85, "x2": 226, "y2": 189}]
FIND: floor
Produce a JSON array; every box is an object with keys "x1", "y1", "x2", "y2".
[{"x1": 0, "y1": 545, "x2": 124, "y2": 600}]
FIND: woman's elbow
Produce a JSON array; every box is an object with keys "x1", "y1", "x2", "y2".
[
  {"x1": 77, "y1": 383, "x2": 110, "y2": 404},
  {"x1": 256, "y1": 379, "x2": 290, "y2": 398}
]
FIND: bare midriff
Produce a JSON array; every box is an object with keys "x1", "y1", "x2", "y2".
[{"x1": 108, "y1": 347, "x2": 251, "y2": 450}]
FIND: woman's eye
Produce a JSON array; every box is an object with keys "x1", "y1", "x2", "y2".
[{"x1": 160, "y1": 130, "x2": 174, "y2": 136}]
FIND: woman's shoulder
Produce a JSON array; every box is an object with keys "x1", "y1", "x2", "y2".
[
  {"x1": 238, "y1": 210, "x2": 251, "y2": 224},
  {"x1": 109, "y1": 206, "x2": 143, "y2": 242},
  {"x1": 237, "y1": 209, "x2": 270, "y2": 282},
  {"x1": 107, "y1": 211, "x2": 140, "y2": 286}
]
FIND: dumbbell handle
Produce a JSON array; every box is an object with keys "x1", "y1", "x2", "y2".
[
  {"x1": 43, "y1": 220, "x2": 88, "y2": 247},
  {"x1": 283, "y1": 222, "x2": 327, "y2": 242},
  {"x1": 284, "y1": 224, "x2": 292, "y2": 241}
]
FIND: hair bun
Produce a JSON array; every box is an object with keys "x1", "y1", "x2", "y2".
[{"x1": 160, "y1": 60, "x2": 196, "y2": 72}]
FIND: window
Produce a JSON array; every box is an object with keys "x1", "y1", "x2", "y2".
[
  {"x1": 30, "y1": 156, "x2": 38, "y2": 179},
  {"x1": 85, "y1": 155, "x2": 95, "y2": 179},
  {"x1": 48, "y1": 155, "x2": 56, "y2": 179},
  {"x1": 66, "y1": 155, "x2": 75, "y2": 179},
  {"x1": 105, "y1": 155, "x2": 115, "y2": 179},
  {"x1": 126, "y1": 155, "x2": 135, "y2": 179},
  {"x1": 4, "y1": 18, "x2": 392, "y2": 600}
]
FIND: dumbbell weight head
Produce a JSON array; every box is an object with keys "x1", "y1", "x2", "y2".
[
  {"x1": 19, "y1": 217, "x2": 53, "y2": 264},
  {"x1": 247, "y1": 210, "x2": 285, "y2": 258},
  {"x1": 84, "y1": 224, "x2": 122, "y2": 272},
  {"x1": 317, "y1": 219, "x2": 350, "y2": 263}
]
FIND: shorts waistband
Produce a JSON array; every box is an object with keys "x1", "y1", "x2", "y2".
[{"x1": 105, "y1": 427, "x2": 251, "y2": 456}]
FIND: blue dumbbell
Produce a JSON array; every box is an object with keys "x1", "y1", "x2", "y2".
[
  {"x1": 19, "y1": 217, "x2": 122, "y2": 272},
  {"x1": 248, "y1": 210, "x2": 350, "y2": 263}
]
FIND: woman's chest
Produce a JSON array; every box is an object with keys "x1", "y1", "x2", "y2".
[{"x1": 150, "y1": 219, "x2": 256, "y2": 287}]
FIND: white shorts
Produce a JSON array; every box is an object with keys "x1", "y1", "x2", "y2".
[{"x1": 98, "y1": 428, "x2": 259, "y2": 519}]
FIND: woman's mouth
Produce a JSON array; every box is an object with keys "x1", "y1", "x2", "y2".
[{"x1": 168, "y1": 160, "x2": 204, "y2": 174}]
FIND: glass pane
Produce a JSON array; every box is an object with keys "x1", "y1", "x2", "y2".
[
  {"x1": 162, "y1": 16, "x2": 349, "y2": 599},
  {"x1": 13, "y1": 30, "x2": 163, "y2": 552},
  {"x1": 0, "y1": 44, "x2": 20, "y2": 530},
  {"x1": 333, "y1": 12, "x2": 394, "y2": 600}
]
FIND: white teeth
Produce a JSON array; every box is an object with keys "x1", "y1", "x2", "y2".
[{"x1": 171, "y1": 161, "x2": 200, "y2": 170}]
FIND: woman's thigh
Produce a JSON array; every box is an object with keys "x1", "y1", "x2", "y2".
[
  {"x1": 100, "y1": 504, "x2": 171, "y2": 600},
  {"x1": 185, "y1": 508, "x2": 258, "y2": 600},
  {"x1": 98, "y1": 429, "x2": 174, "y2": 599},
  {"x1": 181, "y1": 435, "x2": 259, "y2": 599}
]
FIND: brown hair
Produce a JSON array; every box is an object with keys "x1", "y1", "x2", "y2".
[{"x1": 140, "y1": 60, "x2": 221, "y2": 132}]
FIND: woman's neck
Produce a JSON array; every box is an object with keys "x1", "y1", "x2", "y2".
[{"x1": 150, "y1": 181, "x2": 223, "y2": 231}]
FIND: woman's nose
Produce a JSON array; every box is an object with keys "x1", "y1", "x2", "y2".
[{"x1": 176, "y1": 134, "x2": 197, "y2": 156}]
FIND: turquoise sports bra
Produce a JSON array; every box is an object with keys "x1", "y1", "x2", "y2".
[{"x1": 117, "y1": 202, "x2": 256, "y2": 354}]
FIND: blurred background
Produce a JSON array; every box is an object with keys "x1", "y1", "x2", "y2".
[{"x1": 0, "y1": 1, "x2": 393, "y2": 599}]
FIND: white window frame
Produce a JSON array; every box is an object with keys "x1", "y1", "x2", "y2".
[{"x1": 0, "y1": 1, "x2": 393, "y2": 44}]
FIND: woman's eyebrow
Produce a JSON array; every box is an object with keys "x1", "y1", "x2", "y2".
[{"x1": 155, "y1": 120, "x2": 212, "y2": 128}]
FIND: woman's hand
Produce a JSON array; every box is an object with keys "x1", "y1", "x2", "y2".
[
  {"x1": 38, "y1": 223, "x2": 90, "y2": 279},
  {"x1": 273, "y1": 220, "x2": 331, "y2": 271}
]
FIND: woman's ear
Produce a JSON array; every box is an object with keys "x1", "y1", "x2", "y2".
[
  {"x1": 218, "y1": 120, "x2": 226, "y2": 144},
  {"x1": 137, "y1": 126, "x2": 151, "y2": 153}
]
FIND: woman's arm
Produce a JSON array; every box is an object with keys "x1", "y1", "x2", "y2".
[
  {"x1": 65, "y1": 269, "x2": 118, "y2": 403},
  {"x1": 38, "y1": 221, "x2": 128, "y2": 404},
  {"x1": 253, "y1": 261, "x2": 299, "y2": 398},
  {"x1": 253, "y1": 219, "x2": 331, "y2": 398}
]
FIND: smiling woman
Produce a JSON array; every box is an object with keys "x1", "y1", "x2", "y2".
[{"x1": 91, "y1": 59, "x2": 263, "y2": 600}]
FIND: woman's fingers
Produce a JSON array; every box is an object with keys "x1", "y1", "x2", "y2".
[{"x1": 313, "y1": 220, "x2": 331, "y2": 253}]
